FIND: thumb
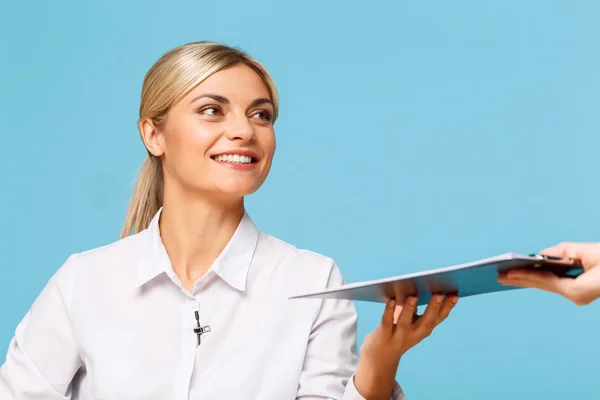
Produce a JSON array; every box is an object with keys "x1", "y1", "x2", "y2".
[{"x1": 541, "y1": 242, "x2": 600, "y2": 271}]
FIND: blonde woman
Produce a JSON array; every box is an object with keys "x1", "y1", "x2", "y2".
[{"x1": 0, "y1": 42, "x2": 458, "y2": 400}]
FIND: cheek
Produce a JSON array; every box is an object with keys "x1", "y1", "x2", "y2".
[
  {"x1": 261, "y1": 131, "x2": 277, "y2": 159},
  {"x1": 162, "y1": 121, "x2": 219, "y2": 179},
  {"x1": 164, "y1": 121, "x2": 217, "y2": 157},
  {"x1": 192, "y1": 125, "x2": 221, "y2": 145}
]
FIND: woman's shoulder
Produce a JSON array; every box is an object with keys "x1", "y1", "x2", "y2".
[
  {"x1": 257, "y1": 230, "x2": 335, "y2": 264},
  {"x1": 52, "y1": 230, "x2": 147, "y2": 289},
  {"x1": 28, "y1": 231, "x2": 149, "y2": 317},
  {"x1": 255, "y1": 231, "x2": 347, "y2": 290},
  {"x1": 68, "y1": 230, "x2": 146, "y2": 267}
]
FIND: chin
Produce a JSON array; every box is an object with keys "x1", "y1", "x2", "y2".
[{"x1": 214, "y1": 184, "x2": 261, "y2": 199}]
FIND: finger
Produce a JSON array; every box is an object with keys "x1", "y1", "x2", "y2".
[
  {"x1": 498, "y1": 270, "x2": 564, "y2": 295},
  {"x1": 393, "y1": 304, "x2": 403, "y2": 324},
  {"x1": 502, "y1": 269, "x2": 558, "y2": 283},
  {"x1": 541, "y1": 242, "x2": 600, "y2": 270},
  {"x1": 380, "y1": 299, "x2": 397, "y2": 336},
  {"x1": 498, "y1": 268, "x2": 561, "y2": 282},
  {"x1": 396, "y1": 296, "x2": 418, "y2": 330},
  {"x1": 539, "y1": 244, "x2": 569, "y2": 258},
  {"x1": 501, "y1": 274, "x2": 597, "y2": 305},
  {"x1": 436, "y1": 295, "x2": 458, "y2": 325},
  {"x1": 499, "y1": 277, "x2": 549, "y2": 290},
  {"x1": 413, "y1": 294, "x2": 444, "y2": 337}
]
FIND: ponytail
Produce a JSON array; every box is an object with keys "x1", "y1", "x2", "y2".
[{"x1": 120, "y1": 155, "x2": 164, "y2": 238}]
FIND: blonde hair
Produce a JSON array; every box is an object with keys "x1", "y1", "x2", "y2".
[{"x1": 120, "y1": 41, "x2": 279, "y2": 238}]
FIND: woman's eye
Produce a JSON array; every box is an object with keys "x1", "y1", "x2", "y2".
[
  {"x1": 199, "y1": 106, "x2": 221, "y2": 116},
  {"x1": 252, "y1": 111, "x2": 272, "y2": 121}
]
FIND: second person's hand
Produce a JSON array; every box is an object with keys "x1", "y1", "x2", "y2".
[{"x1": 498, "y1": 242, "x2": 600, "y2": 306}]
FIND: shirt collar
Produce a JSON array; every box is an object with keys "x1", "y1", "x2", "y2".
[{"x1": 135, "y1": 207, "x2": 259, "y2": 291}]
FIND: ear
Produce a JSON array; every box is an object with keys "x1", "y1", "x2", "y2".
[{"x1": 139, "y1": 117, "x2": 165, "y2": 157}]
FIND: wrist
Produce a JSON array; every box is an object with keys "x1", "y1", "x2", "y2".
[{"x1": 353, "y1": 357, "x2": 400, "y2": 400}]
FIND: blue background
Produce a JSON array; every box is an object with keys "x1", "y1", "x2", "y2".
[{"x1": 1, "y1": 0, "x2": 599, "y2": 398}]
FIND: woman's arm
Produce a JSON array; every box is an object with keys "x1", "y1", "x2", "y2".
[{"x1": 0, "y1": 256, "x2": 83, "y2": 399}]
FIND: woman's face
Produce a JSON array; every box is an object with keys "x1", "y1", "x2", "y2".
[{"x1": 141, "y1": 63, "x2": 276, "y2": 200}]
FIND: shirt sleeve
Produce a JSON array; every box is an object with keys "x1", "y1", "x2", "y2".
[
  {"x1": 0, "y1": 256, "x2": 83, "y2": 399},
  {"x1": 343, "y1": 375, "x2": 405, "y2": 400},
  {"x1": 296, "y1": 260, "x2": 406, "y2": 400}
]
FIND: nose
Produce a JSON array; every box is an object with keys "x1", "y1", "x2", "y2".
[{"x1": 225, "y1": 113, "x2": 256, "y2": 142}]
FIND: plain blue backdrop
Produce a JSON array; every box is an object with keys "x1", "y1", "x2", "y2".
[{"x1": 1, "y1": 0, "x2": 599, "y2": 398}]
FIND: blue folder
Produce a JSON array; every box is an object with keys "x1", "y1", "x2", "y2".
[{"x1": 289, "y1": 253, "x2": 583, "y2": 306}]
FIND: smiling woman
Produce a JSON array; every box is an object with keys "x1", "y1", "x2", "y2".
[
  {"x1": 120, "y1": 44, "x2": 279, "y2": 240},
  {"x1": 0, "y1": 41, "x2": 457, "y2": 400}
]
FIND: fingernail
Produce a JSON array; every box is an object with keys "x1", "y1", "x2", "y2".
[
  {"x1": 387, "y1": 299, "x2": 396, "y2": 308},
  {"x1": 435, "y1": 295, "x2": 443, "y2": 303},
  {"x1": 452, "y1": 297, "x2": 458, "y2": 304},
  {"x1": 409, "y1": 296, "x2": 417, "y2": 306}
]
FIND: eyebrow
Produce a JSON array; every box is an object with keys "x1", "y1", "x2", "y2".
[
  {"x1": 189, "y1": 93, "x2": 273, "y2": 108},
  {"x1": 250, "y1": 98, "x2": 273, "y2": 108},
  {"x1": 190, "y1": 93, "x2": 229, "y2": 104}
]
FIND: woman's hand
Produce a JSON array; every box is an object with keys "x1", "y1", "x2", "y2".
[
  {"x1": 498, "y1": 242, "x2": 600, "y2": 306},
  {"x1": 354, "y1": 294, "x2": 458, "y2": 400}
]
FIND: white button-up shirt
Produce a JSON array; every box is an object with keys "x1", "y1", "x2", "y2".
[{"x1": 0, "y1": 209, "x2": 405, "y2": 400}]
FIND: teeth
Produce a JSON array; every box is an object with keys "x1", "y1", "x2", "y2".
[{"x1": 214, "y1": 154, "x2": 254, "y2": 164}]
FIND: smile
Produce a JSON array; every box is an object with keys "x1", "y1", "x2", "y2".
[
  {"x1": 210, "y1": 152, "x2": 260, "y2": 171},
  {"x1": 212, "y1": 154, "x2": 256, "y2": 164}
]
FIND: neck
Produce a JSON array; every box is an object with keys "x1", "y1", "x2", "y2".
[{"x1": 159, "y1": 184, "x2": 245, "y2": 291}]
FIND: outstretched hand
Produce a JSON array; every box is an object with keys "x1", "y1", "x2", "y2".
[
  {"x1": 354, "y1": 294, "x2": 458, "y2": 400},
  {"x1": 498, "y1": 242, "x2": 600, "y2": 306}
]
